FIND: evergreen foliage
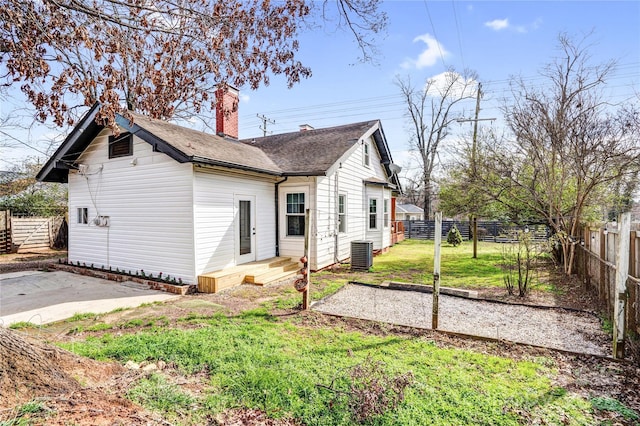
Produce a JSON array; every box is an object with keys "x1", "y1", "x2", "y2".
[{"x1": 447, "y1": 225, "x2": 463, "y2": 247}]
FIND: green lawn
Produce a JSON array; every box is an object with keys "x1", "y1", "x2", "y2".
[
  {"x1": 310, "y1": 239, "x2": 547, "y2": 293},
  {"x1": 47, "y1": 239, "x2": 635, "y2": 425},
  {"x1": 60, "y1": 309, "x2": 597, "y2": 425},
  {"x1": 371, "y1": 239, "x2": 508, "y2": 288}
]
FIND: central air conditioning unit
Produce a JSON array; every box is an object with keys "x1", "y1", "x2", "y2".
[{"x1": 351, "y1": 240, "x2": 373, "y2": 271}]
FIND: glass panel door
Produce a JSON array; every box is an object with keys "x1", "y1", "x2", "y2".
[
  {"x1": 235, "y1": 195, "x2": 256, "y2": 264},
  {"x1": 239, "y1": 200, "x2": 251, "y2": 255}
]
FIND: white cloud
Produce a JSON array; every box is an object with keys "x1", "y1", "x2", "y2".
[
  {"x1": 424, "y1": 71, "x2": 478, "y2": 99},
  {"x1": 240, "y1": 94, "x2": 250, "y2": 103},
  {"x1": 484, "y1": 19, "x2": 509, "y2": 31},
  {"x1": 400, "y1": 33, "x2": 449, "y2": 70},
  {"x1": 485, "y1": 17, "x2": 542, "y2": 34}
]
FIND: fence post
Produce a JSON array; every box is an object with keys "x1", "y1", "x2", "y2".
[
  {"x1": 432, "y1": 212, "x2": 442, "y2": 329},
  {"x1": 599, "y1": 228, "x2": 606, "y2": 303},
  {"x1": 584, "y1": 227, "x2": 591, "y2": 289},
  {"x1": 613, "y1": 212, "x2": 630, "y2": 359}
]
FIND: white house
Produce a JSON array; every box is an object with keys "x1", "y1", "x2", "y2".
[
  {"x1": 37, "y1": 89, "x2": 402, "y2": 291},
  {"x1": 396, "y1": 203, "x2": 425, "y2": 221}
]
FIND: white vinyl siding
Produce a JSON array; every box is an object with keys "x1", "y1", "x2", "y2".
[
  {"x1": 310, "y1": 129, "x2": 393, "y2": 267},
  {"x1": 193, "y1": 169, "x2": 276, "y2": 275},
  {"x1": 68, "y1": 130, "x2": 196, "y2": 283}
]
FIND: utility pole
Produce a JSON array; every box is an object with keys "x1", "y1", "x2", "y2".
[
  {"x1": 257, "y1": 113, "x2": 275, "y2": 137},
  {"x1": 456, "y1": 83, "x2": 495, "y2": 259}
]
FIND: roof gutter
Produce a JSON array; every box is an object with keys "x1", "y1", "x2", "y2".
[{"x1": 191, "y1": 156, "x2": 283, "y2": 176}]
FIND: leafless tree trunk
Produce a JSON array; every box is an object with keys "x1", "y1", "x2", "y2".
[{"x1": 397, "y1": 69, "x2": 477, "y2": 219}]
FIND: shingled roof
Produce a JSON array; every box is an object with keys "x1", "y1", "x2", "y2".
[
  {"x1": 127, "y1": 112, "x2": 281, "y2": 175},
  {"x1": 38, "y1": 104, "x2": 398, "y2": 187},
  {"x1": 239, "y1": 121, "x2": 377, "y2": 175}
]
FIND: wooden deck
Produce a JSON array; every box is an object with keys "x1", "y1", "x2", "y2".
[{"x1": 197, "y1": 257, "x2": 300, "y2": 293}]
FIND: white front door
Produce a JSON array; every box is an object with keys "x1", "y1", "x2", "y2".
[{"x1": 235, "y1": 195, "x2": 256, "y2": 264}]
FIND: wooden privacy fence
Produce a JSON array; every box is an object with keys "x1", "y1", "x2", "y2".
[
  {"x1": 403, "y1": 220, "x2": 549, "y2": 242},
  {"x1": 3, "y1": 215, "x2": 67, "y2": 253},
  {"x1": 575, "y1": 224, "x2": 640, "y2": 341},
  {"x1": 0, "y1": 210, "x2": 10, "y2": 254}
]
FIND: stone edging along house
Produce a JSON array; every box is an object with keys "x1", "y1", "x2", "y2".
[{"x1": 37, "y1": 88, "x2": 402, "y2": 289}]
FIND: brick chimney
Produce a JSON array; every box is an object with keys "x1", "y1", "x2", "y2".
[{"x1": 215, "y1": 85, "x2": 239, "y2": 139}]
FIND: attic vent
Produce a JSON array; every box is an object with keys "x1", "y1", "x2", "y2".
[{"x1": 109, "y1": 132, "x2": 133, "y2": 158}]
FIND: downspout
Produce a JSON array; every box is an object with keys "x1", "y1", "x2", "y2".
[
  {"x1": 274, "y1": 176, "x2": 288, "y2": 256},
  {"x1": 334, "y1": 169, "x2": 339, "y2": 263}
]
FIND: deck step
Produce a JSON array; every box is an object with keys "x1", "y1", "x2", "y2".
[
  {"x1": 197, "y1": 257, "x2": 299, "y2": 293},
  {"x1": 246, "y1": 261, "x2": 300, "y2": 285}
]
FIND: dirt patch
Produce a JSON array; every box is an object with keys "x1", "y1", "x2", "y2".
[
  {"x1": 0, "y1": 249, "x2": 67, "y2": 273},
  {"x1": 475, "y1": 270, "x2": 605, "y2": 312},
  {"x1": 0, "y1": 327, "x2": 163, "y2": 425},
  {"x1": 214, "y1": 409, "x2": 302, "y2": 425}
]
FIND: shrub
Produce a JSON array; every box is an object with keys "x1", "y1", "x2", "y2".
[
  {"x1": 321, "y1": 355, "x2": 414, "y2": 424},
  {"x1": 447, "y1": 225, "x2": 463, "y2": 247},
  {"x1": 502, "y1": 231, "x2": 536, "y2": 296}
]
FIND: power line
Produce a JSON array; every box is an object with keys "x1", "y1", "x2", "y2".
[
  {"x1": 422, "y1": 0, "x2": 448, "y2": 68},
  {"x1": 238, "y1": 67, "x2": 638, "y2": 131},
  {"x1": 450, "y1": 0, "x2": 466, "y2": 71},
  {"x1": 0, "y1": 130, "x2": 50, "y2": 156}
]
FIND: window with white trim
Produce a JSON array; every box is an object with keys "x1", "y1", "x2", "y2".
[
  {"x1": 363, "y1": 142, "x2": 370, "y2": 166},
  {"x1": 77, "y1": 207, "x2": 88, "y2": 224},
  {"x1": 338, "y1": 194, "x2": 347, "y2": 233},
  {"x1": 286, "y1": 192, "x2": 305, "y2": 236},
  {"x1": 369, "y1": 198, "x2": 377, "y2": 230},
  {"x1": 383, "y1": 198, "x2": 389, "y2": 228}
]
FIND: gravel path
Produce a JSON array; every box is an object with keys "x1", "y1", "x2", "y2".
[{"x1": 312, "y1": 283, "x2": 610, "y2": 357}]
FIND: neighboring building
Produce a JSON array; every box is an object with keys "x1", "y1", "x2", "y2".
[
  {"x1": 37, "y1": 89, "x2": 402, "y2": 288},
  {"x1": 396, "y1": 203, "x2": 424, "y2": 221}
]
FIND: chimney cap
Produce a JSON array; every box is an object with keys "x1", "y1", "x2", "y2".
[
  {"x1": 215, "y1": 83, "x2": 239, "y2": 95},
  {"x1": 299, "y1": 124, "x2": 314, "y2": 132}
]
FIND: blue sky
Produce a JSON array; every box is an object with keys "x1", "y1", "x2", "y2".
[
  {"x1": 235, "y1": 0, "x2": 640, "y2": 174},
  {"x1": 2, "y1": 0, "x2": 639, "y2": 176}
]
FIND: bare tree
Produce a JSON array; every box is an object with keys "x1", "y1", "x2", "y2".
[
  {"x1": 397, "y1": 69, "x2": 478, "y2": 219},
  {"x1": 485, "y1": 34, "x2": 640, "y2": 275},
  {"x1": 0, "y1": 0, "x2": 386, "y2": 130}
]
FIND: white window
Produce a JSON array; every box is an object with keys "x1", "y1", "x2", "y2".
[
  {"x1": 369, "y1": 198, "x2": 377, "y2": 230},
  {"x1": 363, "y1": 142, "x2": 370, "y2": 166},
  {"x1": 338, "y1": 194, "x2": 347, "y2": 233},
  {"x1": 383, "y1": 198, "x2": 389, "y2": 228},
  {"x1": 286, "y1": 193, "x2": 305, "y2": 236},
  {"x1": 77, "y1": 207, "x2": 88, "y2": 224}
]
